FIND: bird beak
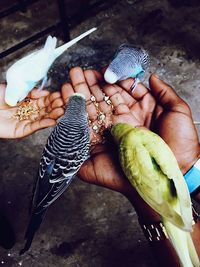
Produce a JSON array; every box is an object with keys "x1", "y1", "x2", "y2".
[{"x1": 104, "y1": 69, "x2": 118, "y2": 84}]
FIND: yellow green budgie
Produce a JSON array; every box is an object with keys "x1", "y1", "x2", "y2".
[{"x1": 111, "y1": 123, "x2": 200, "y2": 267}]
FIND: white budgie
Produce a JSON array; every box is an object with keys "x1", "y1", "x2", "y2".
[{"x1": 5, "y1": 27, "x2": 97, "y2": 106}]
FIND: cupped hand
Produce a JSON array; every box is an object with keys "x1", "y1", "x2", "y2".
[
  {"x1": 62, "y1": 67, "x2": 200, "y2": 266},
  {"x1": 61, "y1": 67, "x2": 156, "y2": 209},
  {"x1": 61, "y1": 66, "x2": 200, "y2": 215},
  {"x1": 0, "y1": 84, "x2": 64, "y2": 139},
  {"x1": 147, "y1": 75, "x2": 200, "y2": 174}
]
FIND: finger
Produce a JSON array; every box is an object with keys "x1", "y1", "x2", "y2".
[
  {"x1": 38, "y1": 106, "x2": 64, "y2": 119},
  {"x1": 51, "y1": 98, "x2": 64, "y2": 109},
  {"x1": 118, "y1": 77, "x2": 150, "y2": 103},
  {"x1": 125, "y1": 82, "x2": 149, "y2": 101},
  {"x1": 84, "y1": 69, "x2": 110, "y2": 120},
  {"x1": 149, "y1": 74, "x2": 191, "y2": 114},
  {"x1": 44, "y1": 92, "x2": 61, "y2": 107},
  {"x1": 91, "y1": 70, "x2": 104, "y2": 82},
  {"x1": 0, "y1": 84, "x2": 8, "y2": 108},
  {"x1": 24, "y1": 119, "x2": 56, "y2": 135},
  {"x1": 46, "y1": 98, "x2": 64, "y2": 113},
  {"x1": 86, "y1": 103, "x2": 97, "y2": 121},
  {"x1": 61, "y1": 83, "x2": 75, "y2": 104},
  {"x1": 48, "y1": 92, "x2": 61, "y2": 102},
  {"x1": 102, "y1": 83, "x2": 118, "y2": 96},
  {"x1": 68, "y1": 69, "x2": 97, "y2": 121},
  {"x1": 102, "y1": 81, "x2": 149, "y2": 108},
  {"x1": 69, "y1": 67, "x2": 91, "y2": 100},
  {"x1": 113, "y1": 84, "x2": 137, "y2": 107},
  {"x1": 35, "y1": 107, "x2": 47, "y2": 118},
  {"x1": 30, "y1": 88, "x2": 50, "y2": 99},
  {"x1": 48, "y1": 107, "x2": 65, "y2": 119},
  {"x1": 101, "y1": 65, "x2": 108, "y2": 75},
  {"x1": 109, "y1": 92, "x2": 130, "y2": 115},
  {"x1": 101, "y1": 84, "x2": 126, "y2": 111},
  {"x1": 154, "y1": 105, "x2": 163, "y2": 120},
  {"x1": 45, "y1": 92, "x2": 61, "y2": 109},
  {"x1": 84, "y1": 69, "x2": 103, "y2": 86},
  {"x1": 118, "y1": 78, "x2": 135, "y2": 91},
  {"x1": 84, "y1": 69, "x2": 104, "y2": 101},
  {"x1": 101, "y1": 83, "x2": 135, "y2": 108},
  {"x1": 36, "y1": 91, "x2": 61, "y2": 110}
]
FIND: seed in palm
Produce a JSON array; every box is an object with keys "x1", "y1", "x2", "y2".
[{"x1": 13, "y1": 99, "x2": 39, "y2": 121}]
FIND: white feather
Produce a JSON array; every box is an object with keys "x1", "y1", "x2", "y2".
[{"x1": 5, "y1": 28, "x2": 97, "y2": 106}]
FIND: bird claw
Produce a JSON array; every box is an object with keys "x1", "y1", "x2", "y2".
[
  {"x1": 38, "y1": 76, "x2": 48, "y2": 91},
  {"x1": 131, "y1": 78, "x2": 140, "y2": 92}
]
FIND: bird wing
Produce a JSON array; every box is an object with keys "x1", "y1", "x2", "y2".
[
  {"x1": 6, "y1": 36, "x2": 57, "y2": 83},
  {"x1": 32, "y1": 125, "x2": 90, "y2": 214},
  {"x1": 120, "y1": 134, "x2": 191, "y2": 231},
  {"x1": 141, "y1": 130, "x2": 193, "y2": 229},
  {"x1": 43, "y1": 35, "x2": 57, "y2": 54}
]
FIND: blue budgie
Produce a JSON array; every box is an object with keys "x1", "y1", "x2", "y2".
[
  {"x1": 104, "y1": 44, "x2": 149, "y2": 90},
  {"x1": 20, "y1": 93, "x2": 90, "y2": 254},
  {"x1": 5, "y1": 27, "x2": 97, "y2": 106}
]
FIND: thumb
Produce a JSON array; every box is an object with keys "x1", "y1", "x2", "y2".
[{"x1": 149, "y1": 74, "x2": 188, "y2": 112}]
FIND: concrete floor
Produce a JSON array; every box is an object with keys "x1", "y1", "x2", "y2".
[{"x1": 0, "y1": 0, "x2": 200, "y2": 266}]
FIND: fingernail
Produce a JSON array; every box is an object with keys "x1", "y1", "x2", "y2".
[
  {"x1": 154, "y1": 73, "x2": 160, "y2": 79},
  {"x1": 153, "y1": 74, "x2": 169, "y2": 86}
]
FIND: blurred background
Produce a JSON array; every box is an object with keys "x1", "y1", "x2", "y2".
[{"x1": 0, "y1": 0, "x2": 200, "y2": 266}]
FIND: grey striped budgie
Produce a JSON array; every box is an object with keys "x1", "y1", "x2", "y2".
[
  {"x1": 20, "y1": 93, "x2": 90, "y2": 254},
  {"x1": 104, "y1": 44, "x2": 149, "y2": 90},
  {"x1": 5, "y1": 27, "x2": 96, "y2": 106}
]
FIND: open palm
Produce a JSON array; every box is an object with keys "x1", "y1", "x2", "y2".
[
  {"x1": 61, "y1": 67, "x2": 156, "y2": 196},
  {"x1": 61, "y1": 66, "x2": 200, "y2": 209},
  {"x1": 62, "y1": 68, "x2": 200, "y2": 266},
  {"x1": 0, "y1": 84, "x2": 64, "y2": 139}
]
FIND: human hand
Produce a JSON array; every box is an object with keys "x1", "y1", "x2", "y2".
[
  {"x1": 61, "y1": 67, "x2": 160, "y2": 221},
  {"x1": 147, "y1": 75, "x2": 200, "y2": 263},
  {"x1": 148, "y1": 74, "x2": 200, "y2": 174},
  {"x1": 61, "y1": 67, "x2": 156, "y2": 194},
  {"x1": 61, "y1": 67, "x2": 200, "y2": 210},
  {"x1": 147, "y1": 75, "x2": 200, "y2": 207},
  {"x1": 62, "y1": 68, "x2": 199, "y2": 266},
  {"x1": 0, "y1": 84, "x2": 64, "y2": 139}
]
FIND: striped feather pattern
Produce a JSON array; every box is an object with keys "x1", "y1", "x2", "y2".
[
  {"x1": 21, "y1": 95, "x2": 90, "y2": 254},
  {"x1": 108, "y1": 44, "x2": 149, "y2": 81}
]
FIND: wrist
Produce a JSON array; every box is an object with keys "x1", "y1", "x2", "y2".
[
  {"x1": 125, "y1": 189, "x2": 160, "y2": 223},
  {"x1": 183, "y1": 147, "x2": 200, "y2": 202},
  {"x1": 180, "y1": 144, "x2": 200, "y2": 174}
]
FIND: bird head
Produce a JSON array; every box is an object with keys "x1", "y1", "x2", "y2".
[
  {"x1": 104, "y1": 44, "x2": 149, "y2": 84},
  {"x1": 66, "y1": 93, "x2": 86, "y2": 113},
  {"x1": 5, "y1": 82, "x2": 30, "y2": 107},
  {"x1": 104, "y1": 69, "x2": 118, "y2": 84}
]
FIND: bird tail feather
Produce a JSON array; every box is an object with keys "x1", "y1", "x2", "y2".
[
  {"x1": 163, "y1": 220, "x2": 200, "y2": 267},
  {"x1": 43, "y1": 35, "x2": 57, "y2": 54},
  {"x1": 20, "y1": 210, "x2": 46, "y2": 255},
  {"x1": 54, "y1": 27, "x2": 97, "y2": 58}
]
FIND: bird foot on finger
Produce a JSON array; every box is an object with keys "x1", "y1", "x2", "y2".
[{"x1": 131, "y1": 78, "x2": 140, "y2": 92}]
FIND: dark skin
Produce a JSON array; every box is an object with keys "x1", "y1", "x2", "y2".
[
  {"x1": 61, "y1": 67, "x2": 200, "y2": 206},
  {"x1": 62, "y1": 67, "x2": 200, "y2": 267},
  {"x1": 1, "y1": 67, "x2": 198, "y2": 264}
]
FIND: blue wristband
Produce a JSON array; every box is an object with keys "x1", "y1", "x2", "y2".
[{"x1": 184, "y1": 159, "x2": 200, "y2": 194}]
